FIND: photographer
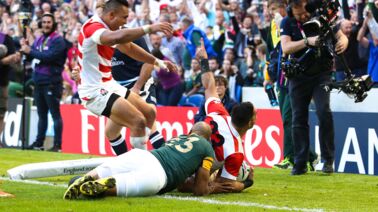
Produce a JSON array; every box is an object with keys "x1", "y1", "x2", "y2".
[{"x1": 280, "y1": 0, "x2": 348, "y2": 175}]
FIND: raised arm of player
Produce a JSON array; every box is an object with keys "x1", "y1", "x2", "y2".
[{"x1": 196, "y1": 39, "x2": 218, "y2": 100}]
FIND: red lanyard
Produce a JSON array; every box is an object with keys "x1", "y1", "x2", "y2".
[{"x1": 297, "y1": 21, "x2": 307, "y2": 39}]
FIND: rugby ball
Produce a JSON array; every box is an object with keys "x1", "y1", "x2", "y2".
[{"x1": 237, "y1": 161, "x2": 251, "y2": 182}]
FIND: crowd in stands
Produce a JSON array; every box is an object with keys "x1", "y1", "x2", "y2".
[{"x1": 1, "y1": 0, "x2": 378, "y2": 108}]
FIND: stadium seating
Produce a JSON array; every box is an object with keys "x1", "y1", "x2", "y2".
[
  {"x1": 186, "y1": 94, "x2": 204, "y2": 107},
  {"x1": 177, "y1": 96, "x2": 188, "y2": 106},
  {"x1": 177, "y1": 96, "x2": 196, "y2": 107},
  {"x1": 235, "y1": 85, "x2": 242, "y2": 103},
  {"x1": 177, "y1": 94, "x2": 204, "y2": 107}
]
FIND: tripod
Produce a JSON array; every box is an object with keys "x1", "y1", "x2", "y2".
[{"x1": 20, "y1": 18, "x2": 30, "y2": 150}]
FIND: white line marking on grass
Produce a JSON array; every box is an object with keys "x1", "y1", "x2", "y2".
[
  {"x1": 0, "y1": 177, "x2": 323, "y2": 211},
  {"x1": 0, "y1": 177, "x2": 66, "y2": 188},
  {"x1": 160, "y1": 195, "x2": 324, "y2": 212}
]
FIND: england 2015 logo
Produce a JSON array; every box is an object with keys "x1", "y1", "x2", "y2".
[{"x1": 100, "y1": 89, "x2": 108, "y2": 96}]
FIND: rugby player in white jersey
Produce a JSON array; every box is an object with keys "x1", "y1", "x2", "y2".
[
  {"x1": 192, "y1": 39, "x2": 256, "y2": 192},
  {"x1": 77, "y1": 0, "x2": 177, "y2": 149}
]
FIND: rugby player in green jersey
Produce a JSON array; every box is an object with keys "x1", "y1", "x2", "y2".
[{"x1": 64, "y1": 122, "x2": 231, "y2": 200}]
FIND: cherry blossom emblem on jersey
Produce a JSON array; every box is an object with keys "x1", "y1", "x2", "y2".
[{"x1": 100, "y1": 89, "x2": 108, "y2": 96}]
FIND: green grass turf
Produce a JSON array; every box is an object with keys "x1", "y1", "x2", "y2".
[{"x1": 1, "y1": 148, "x2": 378, "y2": 211}]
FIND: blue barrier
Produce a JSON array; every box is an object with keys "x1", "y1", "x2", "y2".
[{"x1": 310, "y1": 112, "x2": 378, "y2": 175}]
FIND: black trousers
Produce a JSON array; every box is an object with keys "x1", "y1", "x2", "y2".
[
  {"x1": 288, "y1": 72, "x2": 335, "y2": 170},
  {"x1": 34, "y1": 83, "x2": 63, "y2": 147}
]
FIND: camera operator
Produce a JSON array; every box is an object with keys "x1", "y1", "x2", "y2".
[
  {"x1": 20, "y1": 13, "x2": 68, "y2": 152},
  {"x1": 280, "y1": 0, "x2": 348, "y2": 175}
]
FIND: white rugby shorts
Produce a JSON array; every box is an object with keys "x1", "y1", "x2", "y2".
[
  {"x1": 78, "y1": 80, "x2": 128, "y2": 116},
  {"x1": 95, "y1": 149, "x2": 167, "y2": 197}
]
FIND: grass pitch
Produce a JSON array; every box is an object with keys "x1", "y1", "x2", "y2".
[{"x1": 0, "y1": 148, "x2": 377, "y2": 211}]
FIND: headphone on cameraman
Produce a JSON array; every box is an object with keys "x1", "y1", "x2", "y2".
[
  {"x1": 286, "y1": 6, "x2": 293, "y2": 18},
  {"x1": 286, "y1": 0, "x2": 303, "y2": 18},
  {"x1": 287, "y1": 0, "x2": 315, "y2": 18},
  {"x1": 38, "y1": 13, "x2": 57, "y2": 31}
]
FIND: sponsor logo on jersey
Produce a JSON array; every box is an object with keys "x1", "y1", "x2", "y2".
[{"x1": 100, "y1": 89, "x2": 108, "y2": 96}]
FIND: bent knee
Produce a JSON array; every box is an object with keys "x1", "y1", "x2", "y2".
[
  {"x1": 131, "y1": 115, "x2": 147, "y2": 132},
  {"x1": 146, "y1": 105, "x2": 156, "y2": 121}
]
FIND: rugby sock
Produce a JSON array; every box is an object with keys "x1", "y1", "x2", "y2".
[
  {"x1": 130, "y1": 136, "x2": 147, "y2": 150},
  {"x1": 149, "y1": 131, "x2": 165, "y2": 149},
  {"x1": 109, "y1": 135, "x2": 127, "y2": 155},
  {"x1": 145, "y1": 127, "x2": 151, "y2": 137}
]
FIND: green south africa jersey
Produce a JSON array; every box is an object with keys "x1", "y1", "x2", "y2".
[{"x1": 150, "y1": 134, "x2": 215, "y2": 194}]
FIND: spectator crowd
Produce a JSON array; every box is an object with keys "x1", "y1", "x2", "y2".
[
  {"x1": 1, "y1": 0, "x2": 378, "y2": 152},
  {"x1": 1, "y1": 0, "x2": 378, "y2": 107}
]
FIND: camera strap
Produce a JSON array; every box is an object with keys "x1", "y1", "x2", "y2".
[{"x1": 296, "y1": 21, "x2": 307, "y2": 40}]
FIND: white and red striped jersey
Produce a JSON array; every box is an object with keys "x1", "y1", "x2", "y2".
[
  {"x1": 77, "y1": 15, "x2": 115, "y2": 100},
  {"x1": 204, "y1": 97, "x2": 244, "y2": 180}
]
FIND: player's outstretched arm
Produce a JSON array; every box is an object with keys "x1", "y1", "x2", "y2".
[
  {"x1": 192, "y1": 167, "x2": 212, "y2": 196},
  {"x1": 196, "y1": 39, "x2": 218, "y2": 100},
  {"x1": 100, "y1": 22, "x2": 173, "y2": 46},
  {"x1": 176, "y1": 168, "x2": 211, "y2": 196},
  {"x1": 178, "y1": 167, "x2": 230, "y2": 196},
  {"x1": 117, "y1": 42, "x2": 155, "y2": 65},
  {"x1": 177, "y1": 169, "x2": 253, "y2": 195},
  {"x1": 117, "y1": 42, "x2": 178, "y2": 73}
]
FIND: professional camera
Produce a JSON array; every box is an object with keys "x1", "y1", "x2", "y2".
[
  {"x1": 281, "y1": 57, "x2": 303, "y2": 78},
  {"x1": 281, "y1": 0, "x2": 339, "y2": 78},
  {"x1": 324, "y1": 75, "x2": 374, "y2": 103},
  {"x1": 283, "y1": 0, "x2": 373, "y2": 102},
  {"x1": 304, "y1": 0, "x2": 373, "y2": 102},
  {"x1": 281, "y1": 48, "x2": 318, "y2": 78},
  {"x1": 18, "y1": 0, "x2": 32, "y2": 30},
  {"x1": 302, "y1": 0, "x2": 340, "y2": 37}
]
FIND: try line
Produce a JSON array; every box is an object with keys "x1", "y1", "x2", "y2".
[{"x1": 0, "y1": 177, "x2": 323, "y2": 212}]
